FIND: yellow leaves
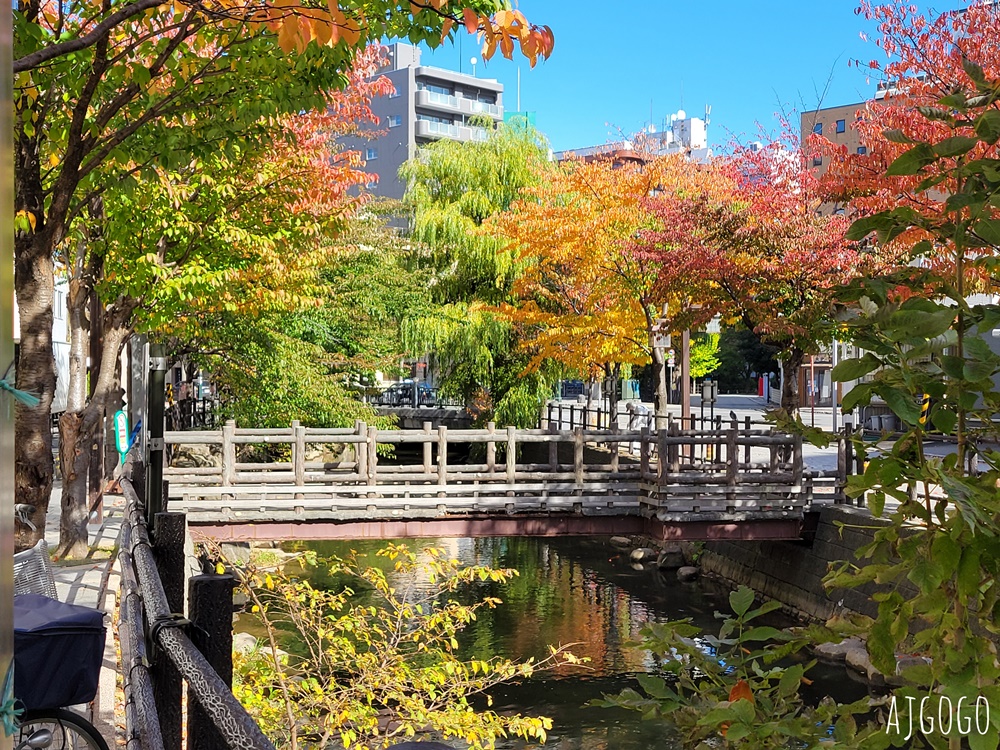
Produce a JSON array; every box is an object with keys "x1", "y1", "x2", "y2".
[
  {"x1": 277, "y1": 16, "x2": 299, "y2": 53},
  {"x1": 14, "y1": 210, "x2": 37, "y2": 233},
  {"x1": 216, "y1": 562, "x2": 226, "y2": 575}
]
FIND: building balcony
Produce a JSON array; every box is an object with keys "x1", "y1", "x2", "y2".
[
  {"x1": 415, "y1": 90, "x2": 503, "y2": 120},
  {"x1": 415, "y1": 120, "x2": 492, "y2": 143}
]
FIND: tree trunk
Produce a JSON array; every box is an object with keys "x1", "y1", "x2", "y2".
[
  {"x1": 780, "y1": 347, "x2": 806, "y2": 415},
  {"x1": 88, "y1": 288, "x2": 105, "y2": 521},
  {"x1": 13, "y1": 231, "x2": 56, "y2": 551},
  {"x1": 57, "y1": 311, "x2": 130, "y2": 559}
]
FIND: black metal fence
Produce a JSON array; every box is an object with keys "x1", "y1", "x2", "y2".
[
  {"x1": 118, "y1": 452, "x2": 273, "y2": 750},
  {"x1": 167, "y1": 397, "x2": 219, "y2": 431}
]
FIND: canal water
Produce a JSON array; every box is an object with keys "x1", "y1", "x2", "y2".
[{"x1": 254, "y1": 535, "x2": 868, "y2": 749}]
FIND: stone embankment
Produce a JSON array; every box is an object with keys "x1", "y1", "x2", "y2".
[{"x1": 684, "y1": 504, "x2": 923, "y2": 686}]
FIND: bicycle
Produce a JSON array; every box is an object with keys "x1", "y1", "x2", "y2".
[
  {"x1": 14, "y1": 708, "x2": 108, "y2": 750},
  {"x1": 12, "y1": 507, "x2": 112, "y2": 750}
]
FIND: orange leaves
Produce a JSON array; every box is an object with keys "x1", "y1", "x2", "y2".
[
  {"x1": 462, "y1": 7, "x2": 479, "y2": 33},
  {"x1": 245, "y1": 1, "x2": 553, "y2": 64},
  {"x1": 729, "y1": 679, "x2": 754, "y2": 704},
  {"x1": 477, "y1": 9, "x2": 553, "y2": 67}
]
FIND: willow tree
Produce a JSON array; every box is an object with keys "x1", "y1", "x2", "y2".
[
  {"x1": 399, "y1": 119, "x2": 555, "y2": 426},
  {"x1": 13, "y1": 0, "x2": 554, "y2": 545}
]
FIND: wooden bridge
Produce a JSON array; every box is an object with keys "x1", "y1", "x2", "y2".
[{"x1": 164, "y1": 419, "x2": 842, "y2": 542}]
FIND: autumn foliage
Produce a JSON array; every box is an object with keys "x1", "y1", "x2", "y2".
[{"x1": 816, "y1": 0, "x2": 1000, "y2": 275}]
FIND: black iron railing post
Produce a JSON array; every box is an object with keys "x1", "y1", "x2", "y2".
[
  {"x1": 189, "y1": 572, "x2": 237, "y2": 750},
  {"x1": 152, "y1": 511, "x2": 186, "y2": 750},
  {"x1": 146, "y1": 343, "x2": 167, "y2": 528}
]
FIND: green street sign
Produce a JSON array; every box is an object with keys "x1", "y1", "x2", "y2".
[{"x1": 113, "y1": 409, "x2": 129, "y2": 463}]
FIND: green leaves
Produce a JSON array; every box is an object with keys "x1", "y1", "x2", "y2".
[
  {"x1": 832, "y1": 353, "x2": 882, "y2": 381},
  {"x1": 729, "y1": 585, "x2": 755, "y2": 617},
  {"x1": 975, "y1": 109, "x2": 1000, "y2": 145},
  {"x1": 886, "y1": 142, "x2": 937, "y2": 176}
]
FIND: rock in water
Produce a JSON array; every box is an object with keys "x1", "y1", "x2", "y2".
[
  {"x1": 676, "y1": 566, "x2": 700, "y2": 582},
  {"x1": 630, "y1": 547, "x2": 656, "y2": 562}
]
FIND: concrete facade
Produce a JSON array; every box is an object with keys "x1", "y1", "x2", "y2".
[{"x1": 342, "y1": 43, "x2": 504, "y2": 201}]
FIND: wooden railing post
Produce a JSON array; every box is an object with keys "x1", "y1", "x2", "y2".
[
  {"x1": 573, "y1": 427, "x2": 584, "y2": 490},
  {"x1": 423, "y1": 422, "x2": 433, "y2": 475},
  {"x1": 836, "y1": 424, "x2": 848, "y2": 504},
  {"x1": 726, "y1": 420, "x2": 739, "y2": 506},
  {"x1": 656, "y1": 428, "x2": 668, "y2": 484},
  {"x1": 548, "y1": 422, "x2": 558, "y2": 471},
  {"x1": 610, "y1": 423, "x2": 620, "y2": 475},
  {"x1": 292, "y1": 420, "x2": 305, "y2": 499},
  {"x1": 639, "y1": 426, "x2": 650, "y2": 479},
  {"x1": 506, "y1": 426, "x2": 516, "y2": 496},
  {"x1": 793, "y1": 433, "x2": 804, "y2": 495},
  {"x1": 743, "y1": 416, "x2": 752, "y2": 466},
  {"x1": 486, "y1": 422, "x2": 497, "y2": 473},
  {"x1": 668, "y1": 419, "x2": 680, "y2": 474},
  {"x1": 356, "y1": 422, "x2": 368, "y2": 485},
  {"x1": 221, "y1": 420, "x2": 235, "y2": 487},
  {"x1": 437, "y1": 426, "x2": 448, "y2": 493},
  {"x1": 368, "y1": 426, "x2": 379, "y2": 487}
]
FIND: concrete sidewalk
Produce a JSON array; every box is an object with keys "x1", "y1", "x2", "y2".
[{"x1": 42, "y1": 485, "x2": 123, "y2": 746}]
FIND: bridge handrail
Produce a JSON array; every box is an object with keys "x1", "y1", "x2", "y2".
[{"x1": 119, "y1": 452, "x2": 276, "y2": 750}]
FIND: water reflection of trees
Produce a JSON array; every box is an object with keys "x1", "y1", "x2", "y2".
[{"x1": 281, "y1": 536, "x2": 723, "y2": 678}]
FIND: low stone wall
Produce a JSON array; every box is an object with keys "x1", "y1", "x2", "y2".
[{"x1": 699, "y1": 504, "x2": 894, "y2": 622}]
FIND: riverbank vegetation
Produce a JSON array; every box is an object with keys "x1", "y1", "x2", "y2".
[{"x1": 230, "y1": 543, "x2": 583, "y2": 750}]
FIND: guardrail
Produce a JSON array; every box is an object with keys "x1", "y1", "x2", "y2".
[{"x1": 118, "y1": 452, "x2": 273, "y2": 750}]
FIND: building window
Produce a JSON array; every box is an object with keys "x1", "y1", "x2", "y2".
[
  {"x1": 387, "y1": 115, "x2": 402, "y2": 128},
  {"x1": 388, "y1": 89, "x2": 401, "y2": 98},
  {"x1": 365, "y1": 148, "x2": 378, "y2": 160},
  {"x1": 813, "y1": 122, "x2": 823, "y2": 135},
  {"x1": 857, "y1": 146, "x2": 868, "y2": 155},
  {"x1": 836, "y1": 119, "x2": 846, "y2": 134},
  {"x1": 813, "y1": 155, "x2": 823, "y2": 167},
  {"x1": 418, "y1": 82, "x2": 452, "y2": 96}
]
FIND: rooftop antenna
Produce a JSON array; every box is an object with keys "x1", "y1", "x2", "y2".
[{"x1": 705, "y1": 104, "x2": 712, "y2": 127}]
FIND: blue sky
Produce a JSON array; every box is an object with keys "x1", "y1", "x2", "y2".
[{"x1": 416, "y1": 0, "x2": 964, "y2": 152}]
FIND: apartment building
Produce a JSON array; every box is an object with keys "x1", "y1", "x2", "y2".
[{"x1": 343, "y1": 43, "x2": 504, "y2": 201}]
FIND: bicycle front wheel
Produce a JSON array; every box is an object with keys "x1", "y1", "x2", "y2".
[{"x1": 18, "y1": 708, "x2": 110, "y2": 750}]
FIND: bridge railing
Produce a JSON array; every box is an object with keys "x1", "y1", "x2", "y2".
[{"x1": 166, "y1": 418, "x2": 818, "y2": 517}]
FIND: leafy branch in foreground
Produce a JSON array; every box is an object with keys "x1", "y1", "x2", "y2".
[
  {"x1": 228, "y1": 543, "x2": 585, "y2": 750},
  {"x1": 594, "y1": 585, "x2": 874, "y2": 749}
]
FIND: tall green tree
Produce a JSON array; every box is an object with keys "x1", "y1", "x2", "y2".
[
  {"x1": 399, "y1": 119, "x2": 556, "y2": 426},
  {"x1": 12, "y1": 0, "x2": 554, "y2": 548}
]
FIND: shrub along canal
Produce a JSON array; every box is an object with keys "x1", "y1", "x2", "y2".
[{"x1": 238, "y1": 535, "x2": 869, "y2": 749}]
